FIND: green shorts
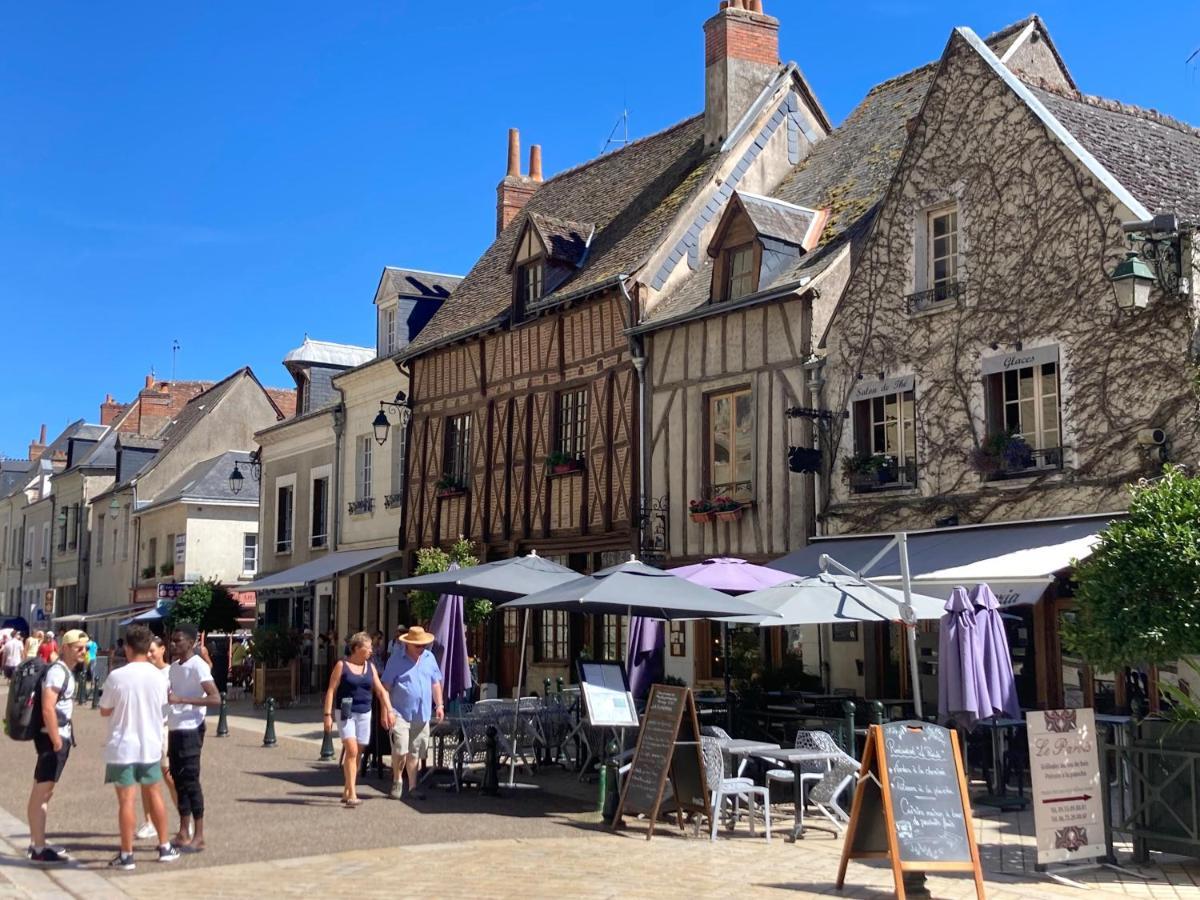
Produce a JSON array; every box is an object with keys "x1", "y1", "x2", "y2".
[{"x1": 105, "y1": 761, "x2": 163, "y2": 787}]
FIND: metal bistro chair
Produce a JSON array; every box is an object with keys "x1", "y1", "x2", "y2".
[
  {"x1": 765, "y1": 728, "x2": 833, "y2": 808},
  {"x1": 700, "y1": 736, "x2": 770, "y2": 843}
]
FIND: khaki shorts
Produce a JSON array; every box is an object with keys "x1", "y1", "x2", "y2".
[{"x1": 390, "y1": 715, "x2": 430, "y2": 758}]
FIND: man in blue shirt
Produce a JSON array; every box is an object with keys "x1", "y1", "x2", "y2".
[{"x1": 381, "y1": 626, "x2": 444, "y2": 800}]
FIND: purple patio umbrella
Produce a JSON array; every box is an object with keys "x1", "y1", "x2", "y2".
[
  {"x1": 427, "y1": 565, "x2": 473, "y2": 702},
  {"x1": 626, "y1": 616, "x2": 665, "y2": 701},
  {"x1": 970, "y1": 583, "x2": 1020, "y2": 719},
  {"x1": 937, "y1": 586, "x2": 993, "y2": 728},
  {"x1": 667, "y1": 558, "x2": 794, "y2": 730}
]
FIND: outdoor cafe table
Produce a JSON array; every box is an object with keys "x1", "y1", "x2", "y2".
[
  {"x1": 750, "y1": 746, "x2": 840, "y2": 840},
  {"x1": 721, "y1": 739, "x2": 780, "y2": 777}
]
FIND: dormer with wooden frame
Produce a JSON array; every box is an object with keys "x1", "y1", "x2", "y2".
[
  {"x1": 707, "y1": 191, "x2": 826, "y2": 303},
  {"x1": 508, "y1": 212, "x2": 594, "y2": 323}
]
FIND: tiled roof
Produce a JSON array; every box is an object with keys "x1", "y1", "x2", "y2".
[
  {"x1": 402, "y1": 114, "x2": 716, "y2": 356},
  {"x1": 137, "y1": 450, "x2": 258, "y2": 512},
  {"x1": 527, "y1": 213, "x2": 594, "y2": 266},
  {"x1": 1030, "y1": 84, "x2": 1200, "y2": 221}
]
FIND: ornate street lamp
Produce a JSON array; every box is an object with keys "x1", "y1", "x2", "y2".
[
  {"x1": 228, "y1": 449, "x2": 262, "y2": 496},
  {"x1": 1110, "y1": 251, "x2": 1154, "y2": 310},
  {"x1": 373, "y1": 390, "x2": 411, "y2": 447},
  {"x1": 1111, "y1": 213, "x2": 1191, "y2": 309}
]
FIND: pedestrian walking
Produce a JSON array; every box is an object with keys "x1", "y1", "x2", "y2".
[
  {"x1": 24, "y1": 629, "x2": 89, "y2": 864},
  {"x1": 3, "y1": 631, "x2": 23, "y2": 680},
  {"x1": 25, "y1": 631, "x2": 42, "y2": 660},
  {"x1": 37, "y1": 632, "x2": 58, "y2": 664},
  {"x1": 85, "y1": 635, "x2": 99, "y2": 688},
  {"x1": 136, "y1": 636, "x2": 177, "y2": 841},
  {"x1": 381, "y1": 626, "x2": 444, "y2": 801},
  {"x1": 99, "y1": 624, "x2": 180, "y2": 870},
  {"x1": 166, "y1": 623, "x2": 219, "y2": 851},
  {"x1": 322, "y1": 632, "x2": 393, "y2": 807}
]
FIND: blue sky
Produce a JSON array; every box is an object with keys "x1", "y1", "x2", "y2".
[{"x1": 2, "y1": 1, "x2": 1199, "y2": 458}]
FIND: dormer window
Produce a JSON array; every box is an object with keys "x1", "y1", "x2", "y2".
[
  {"x1": 519, "y1": 261, "x2": 545, "y2": 306},
  {"x1": 381, "y1": 305, "x2": 398, "y2": 356},
  {"x1": 708, "y1": 191, "x2": 826, "y2": 305},
  {"x1": 725, "y1": 243, "x2": 758, "y2": 301}
]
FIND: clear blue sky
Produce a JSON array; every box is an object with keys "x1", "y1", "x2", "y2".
[{"x1": 3, "y1": 1, "x2": 1198, "y2": 458}]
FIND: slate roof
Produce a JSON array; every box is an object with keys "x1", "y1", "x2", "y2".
[
  {"x1": 527, "y1": 213, "x2": 594, "y2": 267},
  {"x1": 1030, "y1": 85, "x2": 1200, "y2": 221},
  {"x1": 730, "y1": 193, "x2": 819, "y2": 249},
  {"x1": 380, "y1": 267, "x2": 462, "y2": 303},
  {"x1": 402, "y1": 114, "x2": 717, "y2": 356},
  {"x1": 117, "y1": 435, "x2": 166, "y2": 451},
  {"x1": 0, "y1": 459, "x2": 34, "y2": 500},
  {"x1": 136, "y1": 450, "x2": 258, "y2": 513},
  {"x1": 74, "y1": 429, "x2": 119, "y2": 470}
]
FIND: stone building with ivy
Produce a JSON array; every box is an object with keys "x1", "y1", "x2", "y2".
[{"x1": 774, "y1": 19, "x2": 1200, "y2": 711}]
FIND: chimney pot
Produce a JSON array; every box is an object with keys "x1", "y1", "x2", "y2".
[
  {"x1": 39, "y1": 424, "x2": 46, "y2": 444},
  {"x1": 529, "y1": 144, "x2": 543, "y2": 182},
  {"x1": 145, "y1": 373, "x2": 154, "y2": 389},
  {"x1": 507, "y1": 128, "x2": 521, "y2": 178}
]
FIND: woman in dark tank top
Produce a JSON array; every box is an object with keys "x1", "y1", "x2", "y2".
[{"x1": 322, "y1": 632, "x2": 393, "y2": 806}]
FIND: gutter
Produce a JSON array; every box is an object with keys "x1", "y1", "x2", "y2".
[
  {"x1": 621, "y1": 276, "x2": 651, "y2": 557},
  {"x1": 627, "y1": 275, "x2": 814, "y2": 337}
]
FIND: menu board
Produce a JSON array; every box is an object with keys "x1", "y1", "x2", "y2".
[
  {"x1": 578, "y1": 661, "x2": 638, "y2": 728},
  {"x1": 838, "y1": 722, "x2": 984, "y2": 900},
  {"x1": 612, "y1": 684, "x2": 707, "y2": 839},
  {"x1": 1026, "y1": 708, "x2": 1105, "y2": 865}
]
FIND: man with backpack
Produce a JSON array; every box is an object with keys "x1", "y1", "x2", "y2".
[{"x1": 20, "y1": 629, "x2": 89, "y2": 864}]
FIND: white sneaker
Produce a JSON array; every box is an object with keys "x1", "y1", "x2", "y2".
[{"x1": 135, "y1": 821, "x2": 158, "y2": 841}]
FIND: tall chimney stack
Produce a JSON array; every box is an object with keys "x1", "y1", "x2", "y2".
[
  {"x1": 703, "y1": 0, "x2": 780, "y2": 150},
  {"x1": 100, "y1": 392, "x2": 128, "y2": 426},
  {"x1": 28, "y1": 424, "x2": 47, "y2": 462},
  {"x1": 496, "y1": 128, "x2": 542, "y2": 235}
]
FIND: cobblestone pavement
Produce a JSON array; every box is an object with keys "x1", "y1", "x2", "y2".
[{"x1": 0, "y1": 688, "x2": 1198, "y2": 898}]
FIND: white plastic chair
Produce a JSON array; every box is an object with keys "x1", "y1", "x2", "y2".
[{"x1": 701, "y1": 736, "x2": 770, "y2": 843}]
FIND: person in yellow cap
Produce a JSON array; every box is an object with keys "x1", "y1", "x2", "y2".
[
  {"x1": 381, "y1": 626, "x2": 444, "y2": 801},
  {"x1": 26, "y1": 629, "x2": 89, "y2": 864}
]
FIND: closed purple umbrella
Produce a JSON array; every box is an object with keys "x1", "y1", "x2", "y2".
[
  {"x1": 626, "y1": 616, "x2": 665, "y2": 701},
  {"x1": 937, "y1": 586, "x2": 993, "y2": 728},
  {"x1": 429, "y1": 590, "x2": 472, "y2": 702},
  {"x1": 970, "y1": 583, "x2": 1020, "y2": 718}
]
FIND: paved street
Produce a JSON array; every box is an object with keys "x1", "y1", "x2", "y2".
[{"x1": 1, "y1": 688, "x2": 1198, "y2": 898}]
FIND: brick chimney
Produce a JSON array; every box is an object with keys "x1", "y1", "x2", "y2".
[
  {"x1": 100, "y1": 393, "x2": 129, "y2": 426},
  {"x1": 28, "y1": 424, "x2": 47, "y2": 462},
  {"x1": 496, "y1": 128, "x2": 543, "y2": 235},
  {"x1": 703, "y1": 0, "x2": 781, "y2": 150}
]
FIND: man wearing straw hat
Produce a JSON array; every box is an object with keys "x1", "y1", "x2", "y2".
[{"x1": 381, "y1": 626, "x2": 444, "y2": 801}]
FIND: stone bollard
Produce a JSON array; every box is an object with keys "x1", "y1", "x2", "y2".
[
  {"x1": 319, "y1": 717, "x2": 336, "y2": 761},
  {"x1": 262, "y1": 698, "x2": 278, "y2": 747},
  {"x1": 480, "y1": 724, "x2": 500, "y2": 796},
  {"x1": 216, "y1": 692, "x2": 229, "y2": 737}
]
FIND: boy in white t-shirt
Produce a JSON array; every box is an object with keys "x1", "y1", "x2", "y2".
[
  {"x1": 99, "y1": 625, "x2": 180, "y2": 870},
  {"x1": 167, "y1": 623, "x2": 219, "y2": 851}
]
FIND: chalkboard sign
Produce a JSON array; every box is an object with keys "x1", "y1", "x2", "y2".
[
  {"x1": 837, "y1": 722, "x2": 984, "y2": 900},
  {"x1": 612, "y1": 684, "x2": 707, "y2": 840}
]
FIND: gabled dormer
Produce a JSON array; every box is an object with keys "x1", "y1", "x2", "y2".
[
  {"x1": 373, "y1": 267, "x2": 461, "y2": 357},
  {"x1": 508, "y1": 212, "x2": 594, "y2": 321},
  {"x1": 706, "y1": 191, "x2": 826, "y2": 302}
]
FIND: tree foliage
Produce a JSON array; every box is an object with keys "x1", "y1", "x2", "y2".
[
  {"x1": 407, "y1": 538, "x2": 492, "y2": 626},
  {"x1": 1063, "y1": 466, "x2": 1200, "y2": 670},
  {"x1": 167, "y1": 578, "x2": 241, "y2": 634}
]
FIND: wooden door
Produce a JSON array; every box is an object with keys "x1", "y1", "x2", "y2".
[{"x1": 498, "y1": 608, "x2": 522, "y2": 694}]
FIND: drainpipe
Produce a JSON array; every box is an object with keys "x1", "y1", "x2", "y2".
[
  {"x1": 620, "y1": 277, "x2": 650, "y2": 558},
  {"x1": 48, "y1": 494, "x2": 55, "y2": 616},
  {"x1": 77, "y1": 484, "x2": 88, "y2": 614},
  {"x1": 129, "y1": 482, "x2": 140, "y2": 604},
  {"x1": 17, "y1": 511, "x2": 26, "y2": 619},
  {"x1": 331, "y1": 391, "x2": 346, "y2": 637}
]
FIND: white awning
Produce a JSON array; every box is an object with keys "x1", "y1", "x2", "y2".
[
  {"x1": 240, "y1": 546, "x2": 401, "y2": 593},
  {"x1": 55, "y1": 604, "x2": 155, "y2": 623},
  {"x1": 770, "y1": 514, "x2": 1116, "y2": 607}
]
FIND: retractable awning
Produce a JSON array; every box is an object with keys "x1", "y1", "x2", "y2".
[
  {"x1": 239, "y1": 546, "x2": 401, "y2": 592},
  {"x1": 55, "y1": 604, "x2": 155, "y2": 623},
  {"x1": 769, "y1": 514, "x2": 1118, "y2": 607}
]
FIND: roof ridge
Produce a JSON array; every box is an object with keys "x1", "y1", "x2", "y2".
[
  {"x1": 383, "y1": 265, "x2": 464, "y2": 280},
  {"x1": 537, "y1": 113, "x2": 704, "y2": 186},
  {"x1": 1027, "y1": 75, "x2": 1200, "y2": 140}
]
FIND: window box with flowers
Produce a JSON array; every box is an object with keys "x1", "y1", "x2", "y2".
[
  {"x1": 712, "y1": 496, "x2": 745, "y2": 522},
  {"x1": 159, "y1": 562, "x2": 174, "y2": 577},
  {"x1": 688, "y1": 499, "x2": 715, "y2": 524},
  {"x1": 545, "y1": 451, "x2": 585, "y2": 476},
  {"x1": 971, "y1": 431, "x2": 1059, "y2": 481},
  {"x1": 435, "y1": 477, "x2": 467, "y2": 499}
]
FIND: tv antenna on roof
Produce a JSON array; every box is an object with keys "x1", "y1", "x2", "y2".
[
  {"x1": 601, "y1": 107, "x2": 630, "y2": 154},
  {"x1": 171, "y1": 339, "x2": 180, "y2": 383}
]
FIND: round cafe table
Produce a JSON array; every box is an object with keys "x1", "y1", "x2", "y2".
[{"x1": 750, "y1": 746, "x2": 839, "y2": 840}]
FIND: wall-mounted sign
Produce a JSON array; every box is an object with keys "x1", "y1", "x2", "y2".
[
  {"x1": 174, "y1": 533, "x2": 186, "y2": 572},
  {"x1": 1026, "y1": 707, "x2": 1106, "y2": 865},
  {"x1": 981, "y1": 344, "x2": 1059, "y2": 376},
  {"x1": 850, "y1": 374, "x2": 915, "y2": 402},
  {"x1": 43, "y1": 589, "x2": 55, "y2": 615}
]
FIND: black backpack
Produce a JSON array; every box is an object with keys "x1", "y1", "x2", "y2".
[{"x1": 5, "y1": 657, "x2": 52, "y2": 741}]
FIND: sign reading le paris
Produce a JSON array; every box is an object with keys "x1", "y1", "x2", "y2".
[{"x1": 1026, "y1": 707, "x2": 1106, "y2": 865}]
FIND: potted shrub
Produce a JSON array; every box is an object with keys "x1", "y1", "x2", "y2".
[
  {"x1": 713, "y1": 495, "x2": 744, "y2": 522},
  {"x1": 249, "y1": 625, "x2": 301, "y2": 706},
  {"x1": 140, "y1": 564, "x2": 157, "y2": 580},
  {"x1": 970, "y1": 431, "x2": 1033, "y2": 478},
  {"x1": 159, "y1": 562, "x2": 174, "y2": 577},
  {"x1": 435, "y1": 476, "x2": 467, "y2": 498},
  {"x1": 688, "y1": 498, "x2": 715, "y2": 524},
  {"x1": 842, "y1": 452, "x2": 895, "y2": 487},
  {"x1": 545, "y1": 451, "x2": 584, "y2": 475}
]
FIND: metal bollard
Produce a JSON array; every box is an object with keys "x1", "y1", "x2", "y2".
[
  {"x1": 480, "y1": 724, "x2": 500, "y2": 796},
  {"x1": 841, "y1": 699, "x2": 857, "y2": 754},
  {"x1": 599, "y1": 738, "x2": 620, "y2": 819},
  {"x1": 556, "y1": 676, "x2": 564, "y2": 694},
  {"x1": 216, "y1": 692, "x2": 229, "y2": 737},
  {"x1": 869, "y1": 700, "x2": 885, "y2": 726},
  {"x1": 91, "y1": 677, "x2": 100, "y2": 710},
  {"x1": 543, "y1": 677, "x2": 552, "y2": 698},
  {"x1": 262, "y1": 698, "x2": 278, "y2": 747}
]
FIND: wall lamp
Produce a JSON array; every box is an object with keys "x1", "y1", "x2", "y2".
[
  {"x1": 229, "y1": 448, "x2": 262, "y2": 496},
  {"x1": 1112, "y1": 213, "x2": 1192, "y2": 309},
  {"x1": 373, "y1": 390, "x2": 411, "y2": 447}
]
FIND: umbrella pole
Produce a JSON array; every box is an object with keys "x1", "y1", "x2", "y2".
[
  {"x1": 897, "y1": 533, "x2": 924, "y2": 719},
  {"x1": 507, "y1": 608, "x2": 530, "y2": 788},
  {"x1": 722, "y1": 623, "x2": 732, "y2": 734}
]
